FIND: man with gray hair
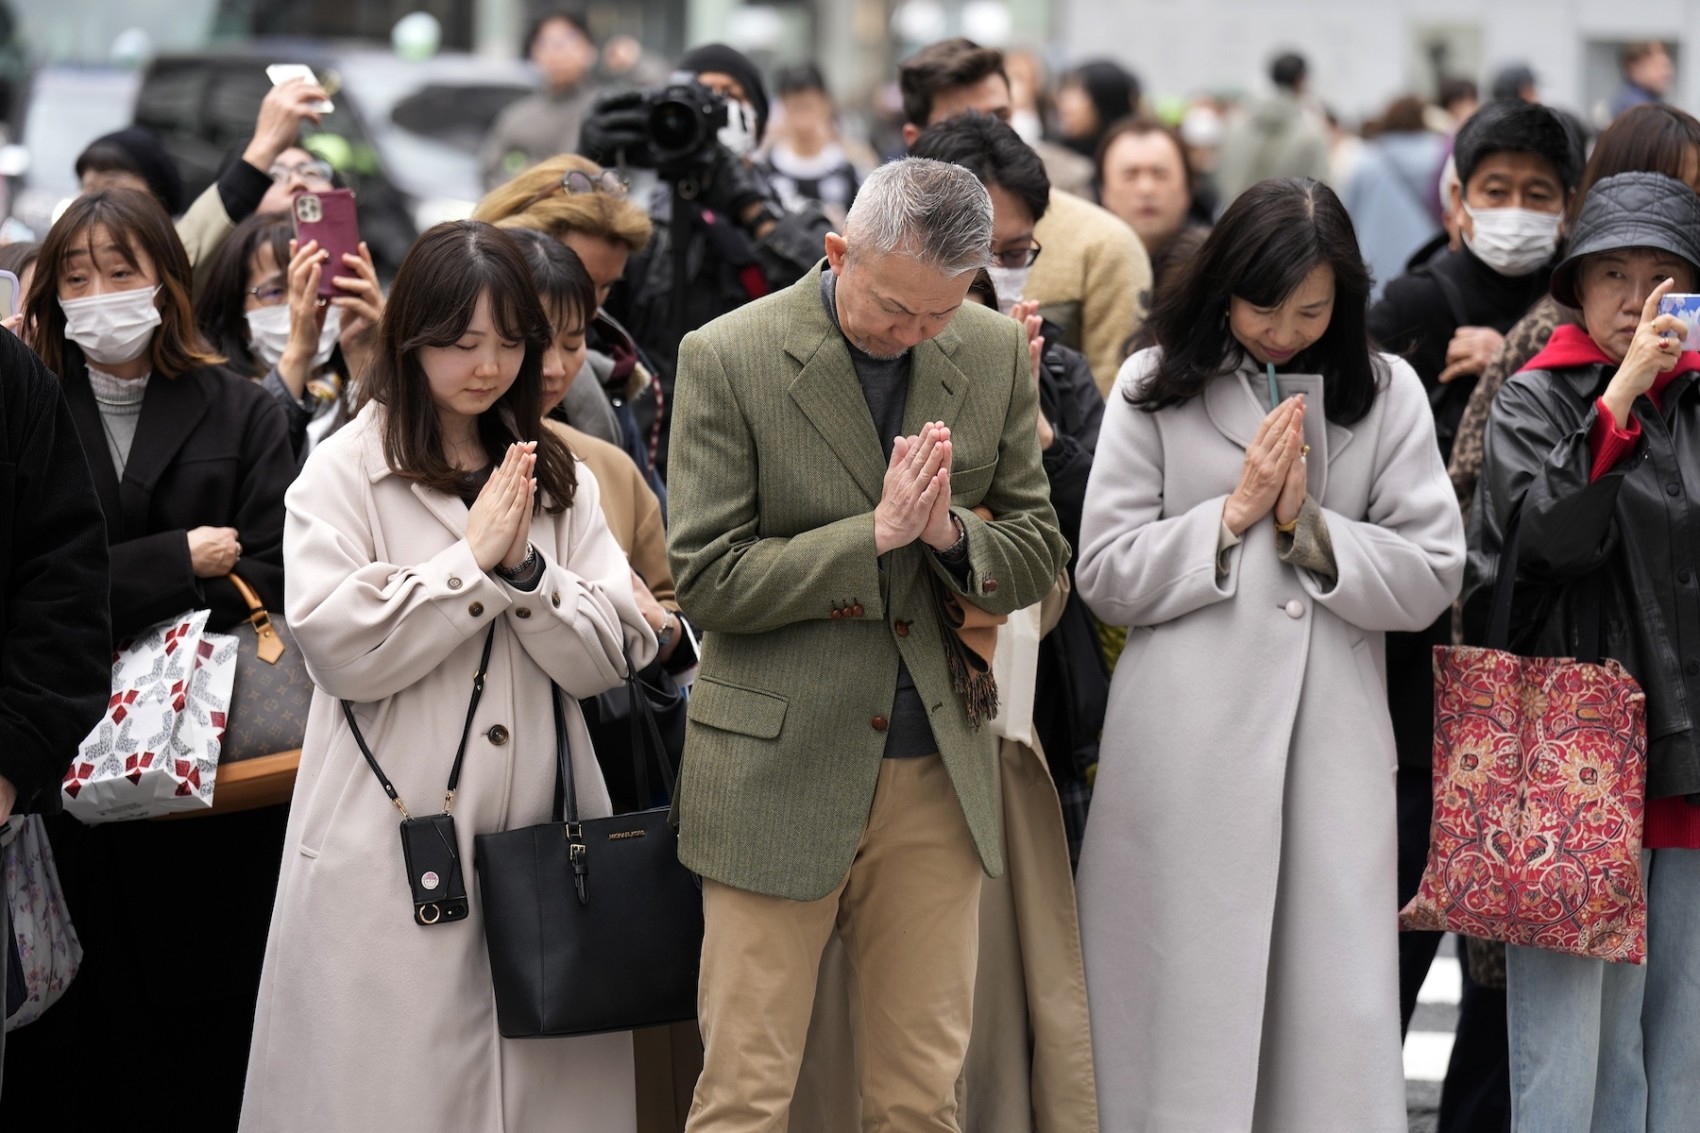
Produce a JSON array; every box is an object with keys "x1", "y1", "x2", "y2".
[{"x1": 667, "y1": 156, "x2": 1066, "y2": 1131}]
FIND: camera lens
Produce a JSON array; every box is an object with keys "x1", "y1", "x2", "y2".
[{"x1": 648, "y1": 98, "x2": 706, "y2": 161}]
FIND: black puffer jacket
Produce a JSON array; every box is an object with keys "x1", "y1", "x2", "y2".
[{"x1": 1466, "y1": 362, "x2": 1700, "y2": 799}]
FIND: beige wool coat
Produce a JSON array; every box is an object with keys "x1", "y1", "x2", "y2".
[
  {"x1": 1075, "y1": 350, "x2": 1465, "y2": 1133},
  {"x1": 240, "y1": 405, "x2": 656, "y2": 1133}
]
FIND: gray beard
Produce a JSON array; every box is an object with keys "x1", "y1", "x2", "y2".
[{"x1": 849, "y1": 333, "x2": 908, "y2": 362}]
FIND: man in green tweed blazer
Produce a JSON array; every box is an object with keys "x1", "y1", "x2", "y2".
[{"x1": 667, "y1": 157, "x2": 1066, "y2": 1132}]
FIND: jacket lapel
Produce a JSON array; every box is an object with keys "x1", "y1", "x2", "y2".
[
  {"x1": 1202, "y1": 361, "x2": 1354, "y2": 501},
  {"x1": 120, "y1": 369, "x2": 211, "y2": 541},
  {"x1": 785, "y1": 267, "x2": 888, "y2": 506},
  {"x1": 58, "y1": 363, "x2": 123, "y2": 533},
  {"x1": 901, "y1": 320, "x2": 972, "y2": 437}
]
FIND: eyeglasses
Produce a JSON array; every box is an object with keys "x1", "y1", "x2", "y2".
[
  {"x1": 992, "y1": 241, "x2": 1043, "y2": 270},
  {"x1": 247, "y1": 282, "x2": 287, "y2": 306},
  {"x1": 269, "y1": 158, "x2": 335, "y2": 185},
  {"x1": 520, "y1": 168, "x2": 630, "y2": 213}
]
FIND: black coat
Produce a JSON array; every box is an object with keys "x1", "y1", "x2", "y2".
[
  {"x1": 1368, "y1": 244, "x2": 1552, "y2": 462},
  {"x1": 1037, "y1": 326, "x2": 1104, "y2": 559},
  {"x1": 57, "y1": 352, "x2": 293, "y2": 639},
  {"x1": 0, "y1": 332, "x2": 111, "y2": 809},
  {"x1": 1467, "y1": 363, "x2": 1700, "y2": 799}
]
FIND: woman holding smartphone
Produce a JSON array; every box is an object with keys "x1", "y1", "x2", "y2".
[
  {"x1": 241, "y1": 221, "x2": 654, "y2": 1132},
  {"x1": 1073, "y1": 178, "x2": 1465, "y2": 1132}
]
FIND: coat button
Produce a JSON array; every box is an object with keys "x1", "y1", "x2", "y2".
[
  {"x1": 1683, "y1": 569, "x2": 1695, "y2": 585},
  {"x1": 1688, "y1": 661, "x2": 1700, "y2": 677},
  {"x1": 1669, "y1": 483, "x2": 1683, "y2": 497},
  {"x1": 469, "y1": 602, "x2": 484, "y2": 617},
  {"x1": 895, "y1": 620, "x2": 910, "y2": 637},
  {"x1": 870, "y1": 716, "x2": 888, "y2": 732},
  {"x1": 515, "y1": 607, "x2": 532, "y2": 619},
  {"x1": 830, "y1": 608, "x2": 842, "y2": 620},
  {"x1": 983, "y1": 578, "x2": 999, "y2": 594},
  {"x1": 447, "y1": 576, "x2": 463, "y2": 590},
  {"x1": 487, "y1": 724, "x2": 509, "y2": 745},
  {"x1": 1285, "y1": 599, "x2": 1304, "y2": 619},
  {"x1": 851, "y1": 604, "x2": 865, "y2": 617}
]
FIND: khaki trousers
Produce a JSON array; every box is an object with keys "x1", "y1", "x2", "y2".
[{"x1": 685, "y1": 754, "x2": 984, "y2": 1133}]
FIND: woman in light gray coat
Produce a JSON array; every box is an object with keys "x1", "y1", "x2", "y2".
[{"x1": 1075, "y1": 179, "x2": 1465, "y2": 1132}]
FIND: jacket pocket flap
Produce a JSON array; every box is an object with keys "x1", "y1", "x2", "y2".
[
  {"x1": 687, "y1": 678, "x2": 788, "y2": 739},
  {"x1": 950, "y1": 460, "x2": 997, "y2": 504}
]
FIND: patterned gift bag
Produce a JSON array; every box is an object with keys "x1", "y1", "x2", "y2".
[
  {"x1": 62, "y1": 610, "x2": 240, "y2": 823},
  {"x1": 3, "y1": 816, "x2": 82, "y2": 1032}
]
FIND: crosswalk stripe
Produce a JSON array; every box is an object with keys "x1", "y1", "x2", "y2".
[{"x1": 1405, "y1": 956, "x2": 1462, "y2": 1083}]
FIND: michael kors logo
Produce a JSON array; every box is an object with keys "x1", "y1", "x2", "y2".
[{"x1": 608, "y1": 830, "x2": 647, "y2": 841}]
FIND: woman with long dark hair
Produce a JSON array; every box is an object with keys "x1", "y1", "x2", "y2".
[
  {"x1": 240, "y1": 221, "x2": 654, "y2": 1132},
  {"x1": 1074, "y1": 178, "x2": 1465, "y2": 1131}
]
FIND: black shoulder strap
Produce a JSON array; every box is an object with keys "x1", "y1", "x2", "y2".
[
  {"x1": 1487, "y1": 502, "x2": 1603, "y2": 663},
  {"x1": 341, "y1": 623, "x2": 498, "y2": 819}
]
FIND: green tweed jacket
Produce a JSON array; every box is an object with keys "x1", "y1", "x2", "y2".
[{"x1": 667, "y1": 262, "x2": 1068, "y2": 901}]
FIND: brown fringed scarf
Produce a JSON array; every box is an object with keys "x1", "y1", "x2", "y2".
[{"x1": 931, "y1": 506, "x2": 1007, "y2": 730}]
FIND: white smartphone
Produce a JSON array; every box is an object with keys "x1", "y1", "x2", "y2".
[
  {"x1": 266, "y1": 64, "x2": 335, "y2": 114},
  {"x1": 0, "y1": 270, "x2": 18, "y2": 318},
  {"x1": 1658, "y1": 292, "x2": 1700, "y2": 351}
]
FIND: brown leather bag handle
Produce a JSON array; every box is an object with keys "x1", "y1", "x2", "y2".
[{"x1": 226, "y1": 572, "x2": 286, "y2": 665}]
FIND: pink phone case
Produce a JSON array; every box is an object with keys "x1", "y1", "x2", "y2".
[{"x1": 291, "y1": 189, "x2": 361, "y2": 299}]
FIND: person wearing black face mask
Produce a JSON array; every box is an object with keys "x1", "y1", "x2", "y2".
[{"x1": 578, "y1": 42, "x2": 835, "y2": 478}]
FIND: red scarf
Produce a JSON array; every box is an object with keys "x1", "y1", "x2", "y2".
[{"x1": 1520, "y1": 323, "x2": 1700, "y2": 388}]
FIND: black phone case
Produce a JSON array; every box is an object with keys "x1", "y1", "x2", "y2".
[{"x1": 399, "y1": 814, "x2": 469, "y2": 926}]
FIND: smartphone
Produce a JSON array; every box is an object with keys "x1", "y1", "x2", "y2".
[
  {"x1": 265, "y1": 63, "x2": 335, "y2": 113},
  {"x1": 0, "y1": 270, "x2": 17, "y2": 318},
  {"x1": 292, "y1": 189, "x2": 361, "y2": 300},
  {"x1": 1658, "y1": 292, "x2": 1700, "y2": 351}
]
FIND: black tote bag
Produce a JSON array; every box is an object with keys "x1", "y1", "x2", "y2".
[{"x1": 474, "y1": 666, "x2": 703, "y2": 1038}]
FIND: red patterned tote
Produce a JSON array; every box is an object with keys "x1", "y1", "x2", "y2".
[{"x1": 1399, "y1": 513, "x2": 1649, "y2": 964}]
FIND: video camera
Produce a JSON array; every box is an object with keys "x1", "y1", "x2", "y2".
[{"x1": 636, "y1": 81, "x2": 729, "y2": 177}]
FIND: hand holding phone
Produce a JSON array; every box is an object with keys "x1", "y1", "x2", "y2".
[
  {"x1": 266, "y1": 64, "x2": 334, "y2": 113},
  {"x1": 292, "y1": 190, "x2": 361, "y2": 300}
]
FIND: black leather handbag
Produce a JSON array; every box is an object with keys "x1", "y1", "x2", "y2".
[{"x1": 474, "y1": 667, "x2": 703, "y2": 1038}]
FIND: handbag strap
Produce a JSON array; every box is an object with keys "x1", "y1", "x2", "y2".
[
  {"x1": 340, "y1": 623, "x2": 497, "y2": 820},
  {"x1": 553, "y1": 654, "x2": 677, "y2": 905},
  {"x1": 226, "y1": 571, "x2": 287, "y2": 664},
  {"x1": 1487, "y1": 501, "x2": 1603, "y2": 662}
]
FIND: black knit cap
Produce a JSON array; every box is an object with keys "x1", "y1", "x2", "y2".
[
  {"x1": 74, "y1": 126, "x2": 185, "y2": 215},
  {"x1": 1550, "y1": 172, "x2": 1700, "y2": 308},
  {"x1": 678, "y1": 43, "x2": 769, "y2": 144}
]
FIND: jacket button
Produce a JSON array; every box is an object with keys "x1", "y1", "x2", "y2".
[
  {"x1": 1683, "y1": 569, "x2": 1695, "y2": 585},
  {"x1": 469, "y1": 602, "x2": 484, "y2": 617},
  {"x1": 1688, "y1": 661, "x2": 1700, "y2": 677},
  {"x1": 447, "y1": 576, "x2": 463, "y2": 590},
  {"x1": 1285, "y1": 599, "x2": 1304, "y2": 619},
  {"x1": 895, "y1": 620, "x2": 910, "y2": 637},
  {"x1": 830, "y1": 608, "x2": 842, "y2": 620},
  {"x1": 1669, "y1": 483, "x2": 1683, "y2": 497},
  {"x1": 487, "y1": 724, "x2": 509, "y2": 745},
  {"x1": 851, "y1": 604, "x2": 865, "y2": 617},
  {"x1": 983, "y1": 578, "x2": 999, "y2": 593},
  {"x1": 515, "y1": 607, "x2": 532, "y2": 619},
  {"x1": 870, "y1": 716, "x2": 888, "y2": 732}
]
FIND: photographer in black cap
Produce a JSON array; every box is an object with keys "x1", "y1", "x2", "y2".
[{"x1": 578, "y1": 43, "x2": 833, "y2": 474}]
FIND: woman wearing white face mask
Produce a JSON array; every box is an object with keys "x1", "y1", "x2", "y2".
[
  {"x1": 197, "y1": 211, "x2": 385, "y2": 463},
  {"x1": 7, "y1": 186, "x2": 297, "y2": 1131}
]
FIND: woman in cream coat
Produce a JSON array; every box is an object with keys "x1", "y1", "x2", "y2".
[
  {"x1": 1075, "y1": 180, "x2": 1464, "y2": 1132},
  {"x1": 241, "y1": 222, "x2": 655, "y2": 1133}
]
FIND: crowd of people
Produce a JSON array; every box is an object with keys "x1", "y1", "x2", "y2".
[{"x1": 1, "y1": 12, "x2": 1697, "y2": 1133}]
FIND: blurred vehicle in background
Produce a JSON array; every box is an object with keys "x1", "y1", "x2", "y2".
[
  {"x1": 2, "y1": 64, "x2": 143, "y2": 240},
  {"x1": 134, "y1": 43, "x2": 534, "y2": 274}
]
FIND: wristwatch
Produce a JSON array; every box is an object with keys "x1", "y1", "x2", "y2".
[{"x1": 655, "y1": 612, "x2": 677, "y2": 650}]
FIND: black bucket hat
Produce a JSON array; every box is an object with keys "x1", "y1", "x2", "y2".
[{"x1": 1551, "y1": 171, "x2": 1700, "y2": 307}]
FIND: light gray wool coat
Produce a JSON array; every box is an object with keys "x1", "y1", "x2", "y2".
[{"x1": 1075, "y1": 348, "x2": 1464, "y2": 1133}]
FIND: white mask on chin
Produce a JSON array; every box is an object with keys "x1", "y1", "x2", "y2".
[
  {"x1": 1462, "y1": 204, "x2": 1562, "y2": 277},
  {"x1": 59, "y1": 287, "x2": 162, "y2": 365},
  {"x1": 986, "y1": 264, "x2": 1032, "y2": 316},
  {"x1": 245, "y1": 303, "x2": 342, "y2": 371},
  {"x1": 718, "y1": 100, "x2": 760, "y2": 159}
]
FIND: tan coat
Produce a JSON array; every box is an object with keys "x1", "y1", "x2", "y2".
[
  {"x1": 1026, "y1": 188, "x2": 1152, "y2": 396},
  {"x1": 550, "y1": 420, "x2": 675, "y2": 608},
  {"x1": 240, "y1": 406, "x2": 657, "y2": 1133}
]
